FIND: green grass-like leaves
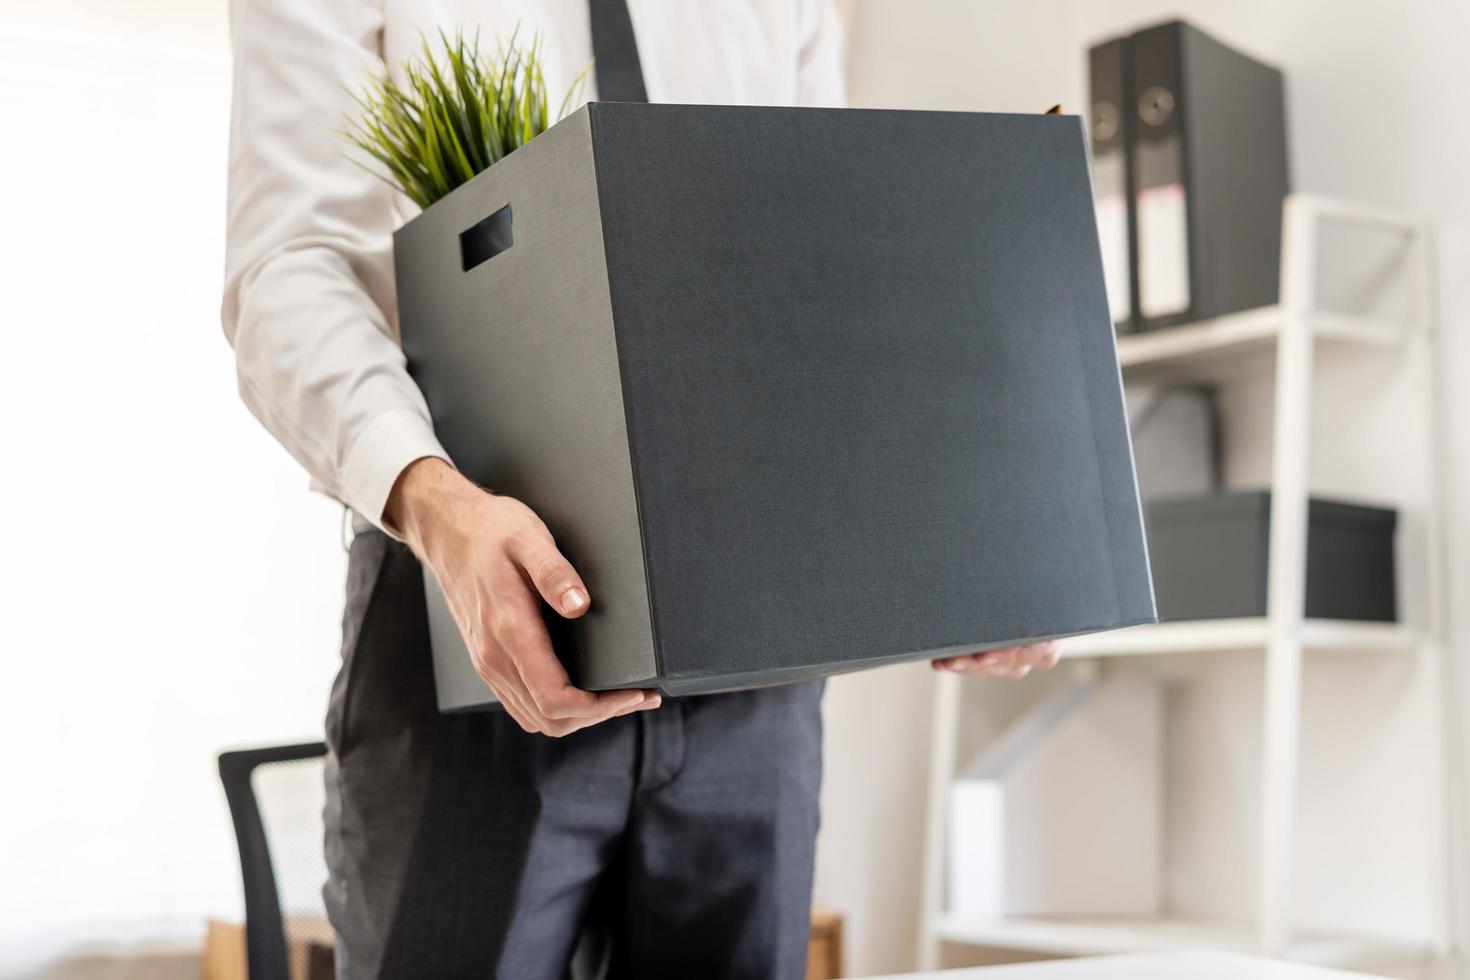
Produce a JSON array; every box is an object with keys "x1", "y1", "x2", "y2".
[{"x1": 344, "y1": 29, "x2": 589, "y2": 208}]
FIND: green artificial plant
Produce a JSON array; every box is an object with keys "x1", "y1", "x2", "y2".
[{"x1": 345, "y1": 29, "x2": 589, "y2": 208}]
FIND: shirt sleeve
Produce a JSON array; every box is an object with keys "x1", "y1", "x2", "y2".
[
  {"x1": 797, "y1": 0, "x2": 848, "y2": 108},
  {"x1": 221, "y1": 0, "x2": 450, "y2": 534}
]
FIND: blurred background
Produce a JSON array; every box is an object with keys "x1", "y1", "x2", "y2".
[{"x1": 0, "y1": 1, "x2": 1465, "y2": 978}]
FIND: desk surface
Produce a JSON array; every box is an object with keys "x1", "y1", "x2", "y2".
[{"x1": 863, "y1": 951, "x2": 1389, "y2": 980}]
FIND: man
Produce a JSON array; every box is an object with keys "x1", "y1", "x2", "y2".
[{"x1": 223, "y1": 1, "x2": 1060, "y2": 976}]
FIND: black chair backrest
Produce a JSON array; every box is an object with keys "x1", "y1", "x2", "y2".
[{"x1": 218, "y1": 742, "x2": 328, "y2": 980}]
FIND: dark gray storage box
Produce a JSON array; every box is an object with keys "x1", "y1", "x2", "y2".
[
  {"x1": 1146, "y1": 492, "x2": 1397, "y2": 622},
  {"x1": 1126, "y1": 384, "x2": 1221, "y2": 500},
  {"x1": 395, "y1": 102, "x2": 1157, "y2": 709}
]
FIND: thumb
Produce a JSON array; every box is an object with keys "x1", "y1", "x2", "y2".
[{"x1": 512, "y1": 537, "x2": 591, "y2": 619}]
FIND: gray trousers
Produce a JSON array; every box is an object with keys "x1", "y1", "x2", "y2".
[{"x1": 323, "y1": 529, "x2": 825, "y2": 979}]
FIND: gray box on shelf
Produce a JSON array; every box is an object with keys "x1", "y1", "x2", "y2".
[
  {"x1": 1126, "y1": 384, "x2": 1221, "y2": 500},
  {"x1": 1146, "y1": 492, "x2": 1397, "y2": 622},
  {"x1": 395, "y1": 102, "x2": 1157, "y2": 710}
]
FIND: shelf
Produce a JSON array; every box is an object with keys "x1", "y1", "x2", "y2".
[
  {"x1": 1060, "y1": 618, "x2": 1414, "y2": 658},
  {"x1": 933, "y1": 914, "x2": 1430, "y2": 970},
  {"x1": 918, "y1": 196, "x2": 1448, "y2": 973},
  {"x1": 1115, "y1": 306, "x2": 1408, "y2": 382}
]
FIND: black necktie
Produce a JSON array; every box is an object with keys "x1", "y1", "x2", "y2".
[{"x1": 588, "y1": 0, "x2": 648, "y2": 103}]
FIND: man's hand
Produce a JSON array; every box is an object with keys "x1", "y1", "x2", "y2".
[
  {"x1": 931, "y1": 640, "x2": 1062, "y2": 679},
  {"x1": 385, "y1": 457, "x2": 660, "y2": 736}
]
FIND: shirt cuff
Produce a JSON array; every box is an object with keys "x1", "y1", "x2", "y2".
[{"x1": 339, "y1": 408, "x2": 452, "y2": 540}]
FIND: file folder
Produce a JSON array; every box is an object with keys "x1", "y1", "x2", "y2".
[
  {"x1": 1130, "y1": 20, "x2": 1289, "y2": 330},
  {"x1": 1088, "y1": 20, "x2": 1289, "y2": 332},
  {"x1": 1088, "y1": 36, "x2": 1137, "y2": 333}
]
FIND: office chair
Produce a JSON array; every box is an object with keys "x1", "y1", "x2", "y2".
[
  {"x1": 218, "y1": 742, "x2": 334, "y2": 980},
  {"x1": 216, "y1": 739, "x2": 615, "y2": 979},
  {"x1": 216, "y1": 742, "x2": 825, "y2": 978}
]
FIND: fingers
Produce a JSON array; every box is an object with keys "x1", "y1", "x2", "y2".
[
  {"x1": 476, "y1": 629, "x2": 659, "y2": 736},
  {"x1": 932, "y1": 640, "x2": 1062, "y2": 679},
  {"x1": 435, "y1": 495, "x2": 650, "y2": 736},
  {"x1": 932, "y1": 648, "x2": 1018, "y2": 675},
  {"x1": 490, "y1": 673, "x2": 543, "y2": 733},
  {"x1": 610, "y1": 691, "x2": 664, "y2": 719},
  {"x1": 497, "y1": 526, "x2": 661, "y2": 734},
  {"x1": 457, "y1": 609, "x2": 544, "y2": 732},
  {"x1": 507, "y1": 531, "x2": 590, "y2": 619},
  {"x1": 486, "y1": 578, "x2": 658, "y2": 736},
  {"x1": 465, "y1": 638, "x2": 543, "y2": 732}
]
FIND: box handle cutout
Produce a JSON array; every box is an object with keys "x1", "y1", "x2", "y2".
[{"x1": 460, "y1": 204, "x2": 513, "y2": 272}]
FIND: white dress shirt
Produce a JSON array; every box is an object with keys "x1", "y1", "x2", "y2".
[{"x1": 222, "y1": 0, "x2": 846, "y2": 533}]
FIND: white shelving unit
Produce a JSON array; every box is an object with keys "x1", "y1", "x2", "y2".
[
  {"x1": 1059, "y1": 618, "x2": 1415, "y2": 659},
  {"x1": 917, "y1": 194, "x2": 1455, "y2": 972}
]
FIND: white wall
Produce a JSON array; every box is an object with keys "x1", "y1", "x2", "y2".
[
  {"x1": 825, "y1": 0, "x2": 1469, "y2": 974},
  {"x1": 0, "y1": 5, "x2": 346, "y2": 975}
]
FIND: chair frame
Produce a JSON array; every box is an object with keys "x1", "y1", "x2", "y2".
[{"x1": 218, "y1": 741, "x2": 329, "y2": 980}]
